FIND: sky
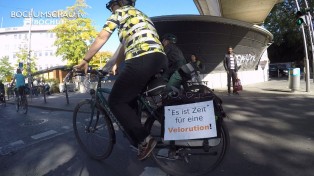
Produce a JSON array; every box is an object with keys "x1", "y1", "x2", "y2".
[{"x1": 0, "y1": 0, "x2": 199, "y2": 52}]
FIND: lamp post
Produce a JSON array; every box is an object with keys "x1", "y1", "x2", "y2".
[
  {"x1": 27, "y1": 9, "x2": 33, "y2": 90},
  {"x1": 303, "y1": 0, "x2": 314, "y2": 82}
]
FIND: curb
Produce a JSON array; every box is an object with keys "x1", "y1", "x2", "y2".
[{"x1": 6, "y1": 101, "x2": 75, "y2": 112}]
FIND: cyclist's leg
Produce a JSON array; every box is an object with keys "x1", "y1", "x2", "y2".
[
  {"x1": 14, "y1": 87, "x2": 19, "y2": 98},
  {"x1": 227, "y1": 71, "x2": 232, "y2": 94},
  {"x1": 18, "y1": 86, "x2": 24, "y2": 100},
  {"x1": 108, "y1": 53, "x2": 167, "y2": 145},
  {"x1": 166, "y1": 71, "x2": 182, "y2": 91}
]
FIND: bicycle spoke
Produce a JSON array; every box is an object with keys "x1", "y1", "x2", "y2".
[
  {"x1": 151, "y1": 120, "x2": 229, "y2": 176},
  {"x1": 73, "y1": 100, "x2": 114, "y2": 160}
]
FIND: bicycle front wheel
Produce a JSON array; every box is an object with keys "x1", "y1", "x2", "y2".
[
  {"x1": 152, "y1": 120, "x2": 230, "y2": 176},
  {"x1": 73, "y1": 99, "x2": 115, "y2": 160}
]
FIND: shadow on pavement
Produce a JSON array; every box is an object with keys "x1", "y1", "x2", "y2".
[{"x1": 211, "y1": 89, "x2": 314, "y2": 176}]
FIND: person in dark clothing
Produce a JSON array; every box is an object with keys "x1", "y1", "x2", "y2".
[
  {"x1": 0, "y1": 80, "x2": 5, "y2": 101},
  {"x1": 0, "y1": 80, "x2": 4, "y2": 93},
  {"x1": 190, "y1": 54, "x2": 204, "y2": 71},
  {"x1": 188, "y1": 54, "x2": 204, "y2": 83},
  {"x1": 223, "y1": 46, "x2": 239, "y2": 95},
  {"x1": 161, "y1": 33, "x2": 187, "y2": 90}
]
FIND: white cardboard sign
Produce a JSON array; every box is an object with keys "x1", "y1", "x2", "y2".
[{"x1": 164, "y1": 100, "x2": 217, "y2": 141}]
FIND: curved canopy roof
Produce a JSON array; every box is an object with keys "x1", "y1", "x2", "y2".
[{"x1": 193, "y1": 0, "x2": 283, "y2": 24}]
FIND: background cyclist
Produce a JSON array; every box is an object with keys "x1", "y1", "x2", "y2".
[
  {"x1": 10, "y1": 68, "x2": 26, "y2": 100},
  {"x1": 74, "y1": 0, "x2": 167, "y2": 160},
  {"x1": 161, "y1": 33, "x2": 187, "y2": 90}
]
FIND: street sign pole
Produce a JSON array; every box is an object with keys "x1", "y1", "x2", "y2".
[
  {"x1": 303, "y1": 0, "x2": 314, "y2": 82},
  {"x1": 295, "y1": 0, "x2": 310, "y2": 92},
  {"x1": 27, "y1": 8, "x2": 33, "y2": 99}
]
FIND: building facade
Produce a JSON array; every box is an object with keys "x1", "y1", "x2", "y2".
[{"x1": 0, "y1": 19, "x2": 65, "y2": 71}]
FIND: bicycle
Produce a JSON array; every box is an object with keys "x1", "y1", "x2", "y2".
[
  {"x1": 63, "y1": 71, "x2": 72, "y2": 104},
  {"x1": 72, "y1": 69, "x2": 230, "y2": 176},
  {"x1": 15, "y1": 87, "x2": 28, "y2": 114}
]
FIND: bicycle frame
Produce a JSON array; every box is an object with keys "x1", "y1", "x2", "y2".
[
  {"x1": 86, "y1": 74, "x2": 159, "y2": 147},
  {"x1": 73, "y1": 69, "x2": 230, "y2": 176}
]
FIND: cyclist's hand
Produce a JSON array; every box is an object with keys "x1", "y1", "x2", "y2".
[{"x1": 74, "y1": 60, "x2": 88, "y2": 73}]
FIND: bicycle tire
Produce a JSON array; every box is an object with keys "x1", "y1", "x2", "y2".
[
  {"x1": 0, "y1": 95, "x2": 5, "y2": 107},
  {"x1": 21, "y1": 96, "x2": 28, "y2": 114},
  {"x1": 151, "y1": 120, "x2": 230, "y2": 176},
  {"x1": 73, "y1": 99, "x2": 115, "y2": 160},
  {"x1": 16, "y1": 97, "x2": 20, "y2": 112}
]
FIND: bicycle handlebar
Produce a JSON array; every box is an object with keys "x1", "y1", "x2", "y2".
[{"x1": 63, "y1": 68, "x2": 109, "y2": 83}]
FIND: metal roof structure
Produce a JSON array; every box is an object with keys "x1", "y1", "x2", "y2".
[
  {"x1": 193, "y1": 0, "x2": 283, "y2": 24},
  {"x1": 152, "y1": 15, "x2": 273, "y2": 72}
]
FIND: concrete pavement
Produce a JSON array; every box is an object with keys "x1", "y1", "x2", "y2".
[{"x1": 2, "y1": 77, "x2": 314, "y2": 176}]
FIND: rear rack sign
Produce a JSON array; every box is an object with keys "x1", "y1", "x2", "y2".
[{"x1": 164, "y1": 100, "x2": 217, "y2": 140}]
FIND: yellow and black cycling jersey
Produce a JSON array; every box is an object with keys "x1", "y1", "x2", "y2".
[{"x1": 103, "y1": 5, "x2": 165, "y2": 60}]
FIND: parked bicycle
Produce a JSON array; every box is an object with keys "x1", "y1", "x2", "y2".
[
  {"x1": 63, "y1": 71, "x2": 72, "y2": 104},
  {"x1": 71, "y1": 69, "x2": 229, "y2": 176},
  {"x1": 0, "y1": 90, "x2": 6, "y2": 107},
  {"x1": 14, "y1": 87, "x2": 28, "y2": 114}
]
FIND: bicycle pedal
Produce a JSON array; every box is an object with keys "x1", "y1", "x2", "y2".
[{"x1": 129, "y1": 145, "x2": 138, "y2": 153}]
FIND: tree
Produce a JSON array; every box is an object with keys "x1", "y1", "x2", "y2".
[
  {"x1": 0, "y1": 56, "x2": 14, "y2": 81},
  {"x1": 15, "y1": 48, "x2": 38, "y2": 75},
  {"x1": 51, "y1": 0, "x2": 98, "y2": 66},
  {"x1": 90, "y1": 51, "x2": 112, "y2": 69},
  {"x1": 264, "y1": 0, "x2": 314, "y2": 65}
]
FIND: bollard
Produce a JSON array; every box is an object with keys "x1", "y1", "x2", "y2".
[{"x1": 288, "y1": 68, "x2": 300, "y2": 92}]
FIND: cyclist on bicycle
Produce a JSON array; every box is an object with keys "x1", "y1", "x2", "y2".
[
  {"x1": 10, "y1": 68, "x2": 26, "y2": 99},
  {"x1": 74, "y1": 0, "x2": 167, "y2": 160},
  {"x1": 161, "y1": 33, "x2": 187, "y2": 90}
]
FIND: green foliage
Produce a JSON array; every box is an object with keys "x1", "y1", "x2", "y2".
[
  {"x1": 264, "y1": 0, "x2": 300, "y2": 45},
  {"x1": 0, "y1": 56, "x2": 14, "y2": 81},
  {"x1": 46, "y1": 78, "x2": 60, "y2": 94},
  {"x1": 51, "y1": 0, "x2": 98, "y2": 65},
  {"x1": 91, "y1": 51, "x2": 112, "y2": 69},
  {"x1": 15, "y1": 48, "x2": 38, "y2": 75},
  {"x1": 263, "y1": 0, "x2": 314, "y2": 63}
]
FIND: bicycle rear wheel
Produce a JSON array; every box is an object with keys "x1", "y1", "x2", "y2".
[
  {"x1": 0, "y1": 95, "x2": 5, "y2": 107},
  {"x1": 15, "y1": 97, "x2": 20, "y2": 112},
  {"x1": 151, "y1": 119, "x2": 230, "y2": 176},
  {"x1": 21, "y1": 96, "x2": 28, "y2": 114},
  {"x1": 73, "y1": 99, "x2": 115, "y2": 160}
]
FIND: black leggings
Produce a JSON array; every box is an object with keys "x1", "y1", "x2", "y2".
[
  {"x1": 108, "y1": 52, "x2": 167, "y2": 145},
  {"x1": 14, "y1": 86, "x2": 26, "y2": 98}
]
